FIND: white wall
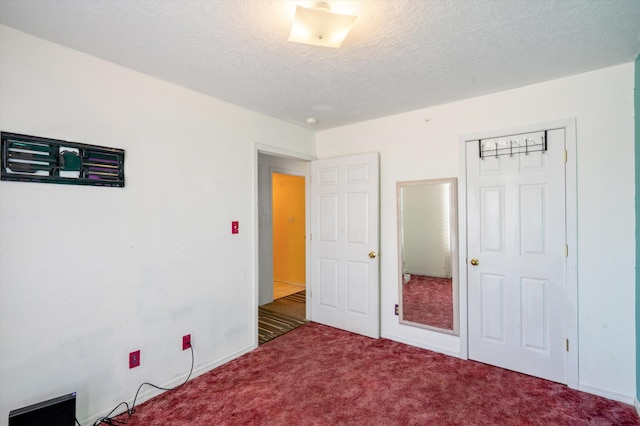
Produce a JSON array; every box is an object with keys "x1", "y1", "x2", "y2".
[
  {"x1": 0, "y1": 26, "x2": 314, "y2": 425},
  {"x1": 316, "y1": 63, "x2": 636, "y2": 401}
]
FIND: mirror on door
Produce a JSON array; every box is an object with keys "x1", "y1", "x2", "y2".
[{"x1": 397, "y1": 178, "x2": 459, "y2": 335}]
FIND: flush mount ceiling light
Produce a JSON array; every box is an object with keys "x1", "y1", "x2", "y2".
[{"x1": 288, "y1": 2, "x2": 358, "y2": 48}]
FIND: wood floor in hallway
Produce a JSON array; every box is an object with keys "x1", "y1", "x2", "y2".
[{"x1": 273, "y1": 281, "x2": 304, "y2": 299}]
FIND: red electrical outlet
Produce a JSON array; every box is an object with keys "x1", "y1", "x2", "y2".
[
  {"x1": 182, "y1": 334, "x2": 191, "y2": 350},
  {"x1": 231, "y1": 221, "x2": 239, "y2": 234},
  {"x1": 129, "y1": 350, "x2": 140, "y2": 369}
]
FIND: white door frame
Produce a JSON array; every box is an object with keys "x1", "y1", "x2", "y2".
[
  {"x1": 458, "y1": 118, "x2": 578, "y2": 389},
  {"x1": 253, "y1": 143, "x2": 315, "y2": 348}
]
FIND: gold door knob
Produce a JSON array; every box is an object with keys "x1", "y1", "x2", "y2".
[
  {"x1": 470, "y1": 258, "x2": 479, "y2": 266},
  {"x1": 369, "y1": 251, "x2": 377, "y2": 259}
]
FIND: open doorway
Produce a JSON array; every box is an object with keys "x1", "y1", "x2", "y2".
[
  {"x1": 257, "y1": 152, "x2": 310, "y2": 344},
  {"x1": 272, "y1": 172, "x2": 306, "y2": 298},
  {"x1": 255, "y1": 149, "x2": 381, "y2": 343}
]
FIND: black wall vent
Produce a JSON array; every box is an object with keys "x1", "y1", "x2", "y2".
[{"x1": 1, "y1": 132, "x2": 125, "y2": 187}]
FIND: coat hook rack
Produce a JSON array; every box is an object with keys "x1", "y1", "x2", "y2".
[{"x1": 478, "y1": 130, "x2": 547, "y2": 159}]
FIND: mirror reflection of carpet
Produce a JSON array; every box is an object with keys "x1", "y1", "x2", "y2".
[{"x1": 403, "y1": 276, "x2": 453, "y2": 330}]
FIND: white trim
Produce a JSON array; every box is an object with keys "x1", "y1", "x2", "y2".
[
  {"x1": 457, "y1": 142, "x2": 469, "y2": 359},
  {"x1": 79, "y1": 343, "x2": 255, "y2": 426},
  {"x1": 254, "y1": 143, "x2": 315, "y2": 162},
  {"x1": 253, "y1": 143, "x2": 315, "y2": 346},
  {"x1": 459, "y1": 118, "x2": 575, "y2": 143},
  {"x1": 305, "y1": 170, "x2": 311, "y2": 321},
  {"x1": 381, "y1": 331, "x2": 463, "y2": 359},
  {"x1": 458, "y1": 118, "x2": 578, "y2": 387},
  {"x1": 563, "y1": 118, "x2": 578, "y2": 389},
  {"x1": 577, "y1": 384, "x2": 636, "y2": 405}
]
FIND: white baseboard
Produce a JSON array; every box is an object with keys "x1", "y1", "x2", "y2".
[
  {"x1": 80, "y1": 343, "x2": 255, "y2": 426},
  {"x1": 381, "y1": 331, "x2": 462, "y2": 359},
  {"x1": 578, "y1": 384, "x2": 635, "y2": 405}
]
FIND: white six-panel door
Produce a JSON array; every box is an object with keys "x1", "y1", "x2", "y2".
[
  {"x1": 310, "y1": 153, "x2": 380, "y2": 339},
  {"x1": 467, "y1": 129, "x2": 567, "y2": 383}
]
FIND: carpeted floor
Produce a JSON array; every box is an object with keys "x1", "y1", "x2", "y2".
[{"x1": 116, "y1": 323, "x2": 640, "y2": 425}]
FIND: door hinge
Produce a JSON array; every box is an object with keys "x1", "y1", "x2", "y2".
[
  {"x1": 310, "y1": 233, "x2": 312, "y2": 241},
  {"x1": 563, "y1": 149, "x2": 567, "y2": 163},
  {"x1": 566, "y1": 339, "x2": 569, "y2": 351},
  {"x1": 565, "y1": 244, "x2": 568, "y2": 257}
]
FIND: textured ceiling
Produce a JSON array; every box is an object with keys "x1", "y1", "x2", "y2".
[{"x1": 1, "y1": 0, "x2": 639, "y2": 130}]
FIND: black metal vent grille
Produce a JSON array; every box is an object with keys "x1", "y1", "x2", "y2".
[{"x1": 1, "y1": 132, "x2": 125, "y2": 187}]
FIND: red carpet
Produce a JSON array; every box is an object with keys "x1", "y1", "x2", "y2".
[
  {"x1": 118, "y1": 323, "x2": 639, "y2": 425},
  {"x1": 403, "y1": 275, "x2": 453, "y2": 329}
]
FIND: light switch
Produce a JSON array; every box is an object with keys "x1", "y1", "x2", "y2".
[{"x1": 232, "y1": 221, "x2": 239, "y2": 234}]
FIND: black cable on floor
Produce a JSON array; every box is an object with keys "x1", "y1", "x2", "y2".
[{"x1": 90, "y1": 342, "x2": 195, "y2": 426}]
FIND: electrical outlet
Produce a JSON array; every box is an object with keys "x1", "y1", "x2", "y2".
[
  {"x1": 129, "y1": 350, "x2": 140, "y2": 369},
  {"x1": 395, "y1": 304, "x2": 399, "y2": 316},
  {"x1": 231, "y1": 221, "x2": 239, "y2": 234},
  {"x1": 182, "y1": 334, "x2": 191, "y2": 350}
]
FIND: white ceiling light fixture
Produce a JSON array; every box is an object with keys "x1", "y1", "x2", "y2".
[{"x1": 288, "y1": 2, "x2": 358, "y2": 48}]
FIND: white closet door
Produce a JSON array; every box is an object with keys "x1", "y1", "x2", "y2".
[{"x1": 467, "y1": 130, "x2": 567, "y2": 383}]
